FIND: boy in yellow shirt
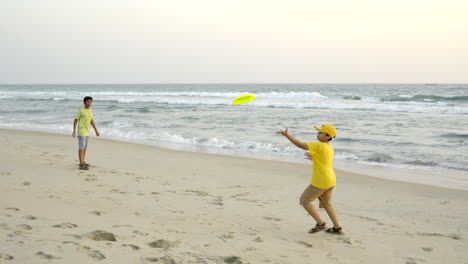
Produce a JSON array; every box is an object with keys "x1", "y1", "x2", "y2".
[
  {"x1": 277, "y1": 124, "x2": 343, "y2": 235},
  {"x1": 72, "y1": 96, "x2": 100, "y2": 170}
]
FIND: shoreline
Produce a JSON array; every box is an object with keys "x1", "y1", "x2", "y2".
[
  {"x1": 1, "y1": 127, "x2": 466, "y2": 191},
  {"x1": 1, "y1": 128, "x2": 467, "y2": 263}
]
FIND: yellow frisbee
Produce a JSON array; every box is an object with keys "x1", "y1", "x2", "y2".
[{"x1": 233, "y1": 94, "x2": 256, "y2": 105}]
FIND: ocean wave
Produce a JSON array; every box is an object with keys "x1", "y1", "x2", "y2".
[
  {"x1": 9, "y1": 96, "x2": 467, "y2": 114},
  {"x1": 443, "y1": 133, "x2": 468, "y2": 139},
  {"x1": 381, "y1": 94, "x2": 468, "y2": 102},
  {"x1": 0, "y1": 91, "x2": 328, "y2": 99},
  {"x1": 0, "y1": 122, "x2": 464, "y2": 173},
  {"x1": 404, "y1": 159, "x2": 439, "y2": 167},
  {"x1": 3, "y1": 90, "x2": 466, "y2": 102},
  {"x1": 2, "y1": 91, "x2": 467, "y2": 115},
  {"x1": 367, "y1": 153, "x2": 394, "y2": 162},
  {"x1": 342, "y1": 95, "x2": 362, "y2": 100}
]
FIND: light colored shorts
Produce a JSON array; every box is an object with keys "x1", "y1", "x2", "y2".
[
  {"x1": 299, "y1": 184, "x2": 334, "y2": 209},
  {"x1": 78, "y1": 136, "x2": 88, "y2": 150}
]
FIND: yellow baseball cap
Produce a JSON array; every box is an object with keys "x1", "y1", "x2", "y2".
[{"x1": 314, "y1": 124, "x2": 337, "y2": 138}]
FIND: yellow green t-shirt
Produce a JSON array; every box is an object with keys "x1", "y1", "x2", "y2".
[
  {"x1": 307, "y1": 142, "x2": 336, "y2": 189},
  {"x1": 75, "y1": 108, "x2": 93, "y2": 136}
]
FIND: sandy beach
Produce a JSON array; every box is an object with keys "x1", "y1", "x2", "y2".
[{"x1": 1, "y1": 128, "x2": 467, "y2": 264}]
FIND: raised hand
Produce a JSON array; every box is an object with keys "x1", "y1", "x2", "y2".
[{"x1": 276, "y1": 128, "x2": 289, "y2": 136}]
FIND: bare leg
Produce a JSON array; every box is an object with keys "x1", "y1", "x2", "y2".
[
  {"x1": 300, "y1": 185, "x2": 326, "y2": 225},
  {"x1": 324, "y1": 206, "x2": 341, "y2": 228},
  {"x1": 79, "y1": 150, "x2": 85, "y2": 165},
  {"x1": 83, "y1": 148, "x2": 87, "y2": 164},
  {"x1": 302, "y1": 202, "x2": 325, "y2": 225}
]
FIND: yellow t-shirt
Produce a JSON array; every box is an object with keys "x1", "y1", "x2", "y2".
[
  {"x1": 75, "y1": 108, "x2": 93, "y2": 136},
  {"x1": 307, "y1": 142, "x2": 336, "y2": 189}
]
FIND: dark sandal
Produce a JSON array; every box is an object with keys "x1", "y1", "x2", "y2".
[
  {"x1": 326, "y1": 227, "x2": 344, "y2": 235},
  {"x1": 79, "y1": 164, "x2": 89, "y2": 170},
  {"x1": 84, "y1": 163, "x2": 91, "y2": 167},
  {"x1": 308, "y1": 222, "x2": 327, "y2": 233}
]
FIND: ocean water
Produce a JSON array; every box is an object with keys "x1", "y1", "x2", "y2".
[{"x1": 1, "y1": 84, "x2": 467, "y2": 182}]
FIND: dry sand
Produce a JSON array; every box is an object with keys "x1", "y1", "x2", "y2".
[{"x1": 1, "y1": 129, "x2": 467, "y2": 263}]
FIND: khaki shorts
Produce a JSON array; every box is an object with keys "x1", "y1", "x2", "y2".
[{"x1": 299, "y1": 184, "x2": 334, "y2": 209}]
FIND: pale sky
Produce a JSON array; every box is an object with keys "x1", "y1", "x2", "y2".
[{"x1": 1, "y1": 0, "x2": 467, "y2": 83}]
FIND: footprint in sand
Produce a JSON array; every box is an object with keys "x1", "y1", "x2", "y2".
[
  {"x1": 146, "y1": 256, "x2": 176, "y2": 263},
  {"x1": 0, "y1": 253, "x2": 14, "y2": 260},
  {"x1": 5, "y1": 207, "x2": 19, "y2": 211},
  {"x1": 87, "y1": 250, "x2": 106, "y2": 260},
  {"x1": 122, "y1": 244, "x2": 140, "y2": 250},
  {"x1": 87, "y1": 230, "x2": 117, "y2": 241},
  {"x1": 252, "y1": 237, "x2": 263, "y2": 242},
  {"x1": 24, "y1": 215, "x2": 37, "y2": 220},
  {"x1": 231, "y1": 192, "x2": 250, "y2": 198},
  {"x1": 184, "y1": 190, "x2": 209, "y2": 196},
  {"x1": 1, "y1": 172, "x2": 12, "y2": 176},
  {"x1": 417, "y1": 232, "x2": 462, "y2": 240},
  {"x1": 220, "y1": 256, "x2": 248, "y2": 264},
  {"x1": 52, "y1": 223, "x2": 78, "y2": 229},
  {"x1": 17, "y1": 224, "x2": 32, "y2": 230},
  {"x1": 77, "y1": 246, "x2": 106, "y2": 260},
  {"x1": 133, "y1": 176, "x2": 144, "y2": 182},
  {"x1": 264, "y1": 216, "x2": 282, "y2": 222},
  {"x1": 218, "y1": 234, "x2": 234, "y2": 242},
  {"x1": 85, "y1": 174, "x2": 98, "y2": 181},
  {"x1": 132, "y1": 230, "x2": 149, "y2": 236},
  {"x1": 61, "y1": 241, "x2": 80, "y2": 246},
  {"x1": 150, "y1": 192, "x2": 160, "y2": 201},
  {"x1": 36, "y1": 251, "x2": 61, "y2": 259},
  {"x1": 85, "y1": 230, "x2": 117, "y2": 241},
  {"x1": 89, "y1": 210, "x2": 102, "y2": 216},
  {"x1": 147, "y1": 239, "x2": 180, "y2": 249},
  {"x1": 406, "y1": 257, "x2": 427, "y2": 264},
  {"x1": 63, "y1": 234, "x2": 82, "y2": 240},
  {"x1": 212, "y1": 196, "x2": 223, "y2": 206},
  {"x1": 22, "y1": 181, "x2": 31, "y2": 186},
  {"x1": 112, "y1": 224, "x2": 132, "y2": 227},
  {"x1": 296, "y1": 241, "x2": 313, "y2": 248},
  {"x1": 337, "y1": 236, "x2": 353, "y2": 245},
  {"x1": 168, "y1": 209, "x2": 184, "y2": 214},
  {"x1": 110, "y1": 188, "x2": 127, "y2": 194}
]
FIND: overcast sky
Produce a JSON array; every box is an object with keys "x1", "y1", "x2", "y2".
[{"x1": 1, "y1": 0, "x2": 467, "y2": 84}]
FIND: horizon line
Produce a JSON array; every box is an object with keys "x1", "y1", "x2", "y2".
[{"x1": 1, "y1": 82, "x2": 467, "y2": 85}]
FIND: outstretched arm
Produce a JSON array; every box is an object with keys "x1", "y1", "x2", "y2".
[
  {"x1": 276, "y1": 128, "x2": 308, "y2": 150},
  {"x1": 90, "y1": 120, "x2": 100, "y2": 136}
]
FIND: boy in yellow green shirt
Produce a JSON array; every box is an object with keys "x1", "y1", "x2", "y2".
[
  {"x1": 72, "y1": 96, "x2": 100, "y2": 170},
  {"x1": 277, "y1": 124, "x2": 343, "y2": 235}
]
